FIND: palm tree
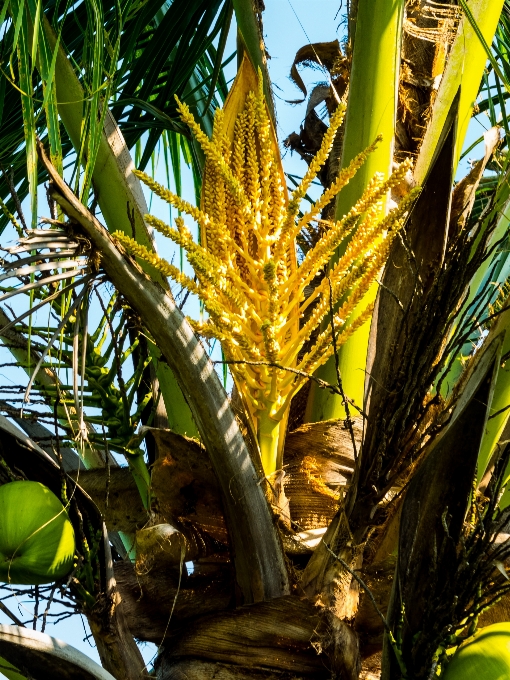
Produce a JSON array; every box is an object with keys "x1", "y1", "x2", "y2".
[{"x1": 0, "y1": 1, "x2": 510, "y2": 679}]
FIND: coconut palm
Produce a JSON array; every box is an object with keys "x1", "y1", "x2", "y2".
[{"x1": 1, "y1": 1, "x2": 510, "y2": 679}]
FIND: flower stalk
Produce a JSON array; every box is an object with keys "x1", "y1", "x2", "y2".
[{"x1": 115, "y1": 58, "x2": 419, "y2": 476}]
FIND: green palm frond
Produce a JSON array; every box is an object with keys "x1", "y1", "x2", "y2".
[
  {"x1": 0, "y1": 0, "x2": 234, "y2": 233},
  {"x1": 0, "y1": 238, "x2": 152, "y2": 505},
  {"x1": 0, "y1": 0, "x2": 234, "y2": 466}
]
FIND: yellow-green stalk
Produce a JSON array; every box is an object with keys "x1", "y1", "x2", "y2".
[{"x1": 306, "y1": 0, "x2": 405, "y2": 422}]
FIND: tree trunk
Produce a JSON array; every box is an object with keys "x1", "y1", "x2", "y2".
[
  {"x1": 106, "y1": 421, "x2": 369, "y2": 679},
  {"x1": 153, "y1": 595, "x2": 360, "y2": 680}
]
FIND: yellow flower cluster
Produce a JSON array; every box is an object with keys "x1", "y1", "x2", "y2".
[{"x1": 114, "y1": 68, "x2": 419, "y2": 473}]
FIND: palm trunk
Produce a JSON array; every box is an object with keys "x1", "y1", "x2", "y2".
[{"x1": 153, "y1": 596, "x2": 360, "y2": 680}]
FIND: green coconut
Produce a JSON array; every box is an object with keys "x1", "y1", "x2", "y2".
[
  {"x1": 0, "y1": 481, "x2": 75, "y2": 585},
  {"x1": 443, "y1": 622, "x2": 510, "y2": 680}
]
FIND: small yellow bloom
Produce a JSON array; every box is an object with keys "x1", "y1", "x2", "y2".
[{"x1": 120, "y1": 57, "x2": 419, "y2": 474}]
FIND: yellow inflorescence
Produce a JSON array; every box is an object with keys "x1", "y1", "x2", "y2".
[{"x1": 115, "y1": 70, "x2": 419, "y2": 460}]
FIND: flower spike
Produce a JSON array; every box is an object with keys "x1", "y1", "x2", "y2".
[{"x1": 125, "y1": 56, "x2": 419, "y2": 475}]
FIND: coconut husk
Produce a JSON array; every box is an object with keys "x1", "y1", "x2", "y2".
[{"x1": 283, "y1": 418, "x2": 360, "y2": 531}]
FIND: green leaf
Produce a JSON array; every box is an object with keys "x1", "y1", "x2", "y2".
[
  {"x1": 459, "y1": 0, "x2": 510, "y2": 94},
  {"x1": 307, "y1": 0, "x2": 405, "y2": 422}
]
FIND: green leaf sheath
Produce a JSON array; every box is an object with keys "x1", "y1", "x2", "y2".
[
  {"x1": 415, "y1": 0, "x2": 506, "y2": 184},
  {"x1": 306, "y1": 0, "x2": 405, "y2": 422}
]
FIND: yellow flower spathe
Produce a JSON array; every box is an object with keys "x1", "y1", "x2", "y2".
[{"x1": 115, "y1": 59, "x2": 419, "y2": 474}]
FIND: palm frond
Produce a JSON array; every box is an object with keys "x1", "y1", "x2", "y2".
[{"x1": 0, "y1": 0, "x2": 234, "y2": 233}]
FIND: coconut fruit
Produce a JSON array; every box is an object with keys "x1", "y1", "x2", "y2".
[
  {"x1": 135, "y1": 524, "x2": 186, "y2": 575},
  {"x1": 443, "y1": 622, "x2": 510, "y2": 679},
  {"x1": 0, "y1": 481, "x2": 75, "y2": 585}
]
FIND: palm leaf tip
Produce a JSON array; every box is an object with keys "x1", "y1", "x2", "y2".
[{"x1": 128, "y1": 58, "x2": 419, "y2": 474}]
